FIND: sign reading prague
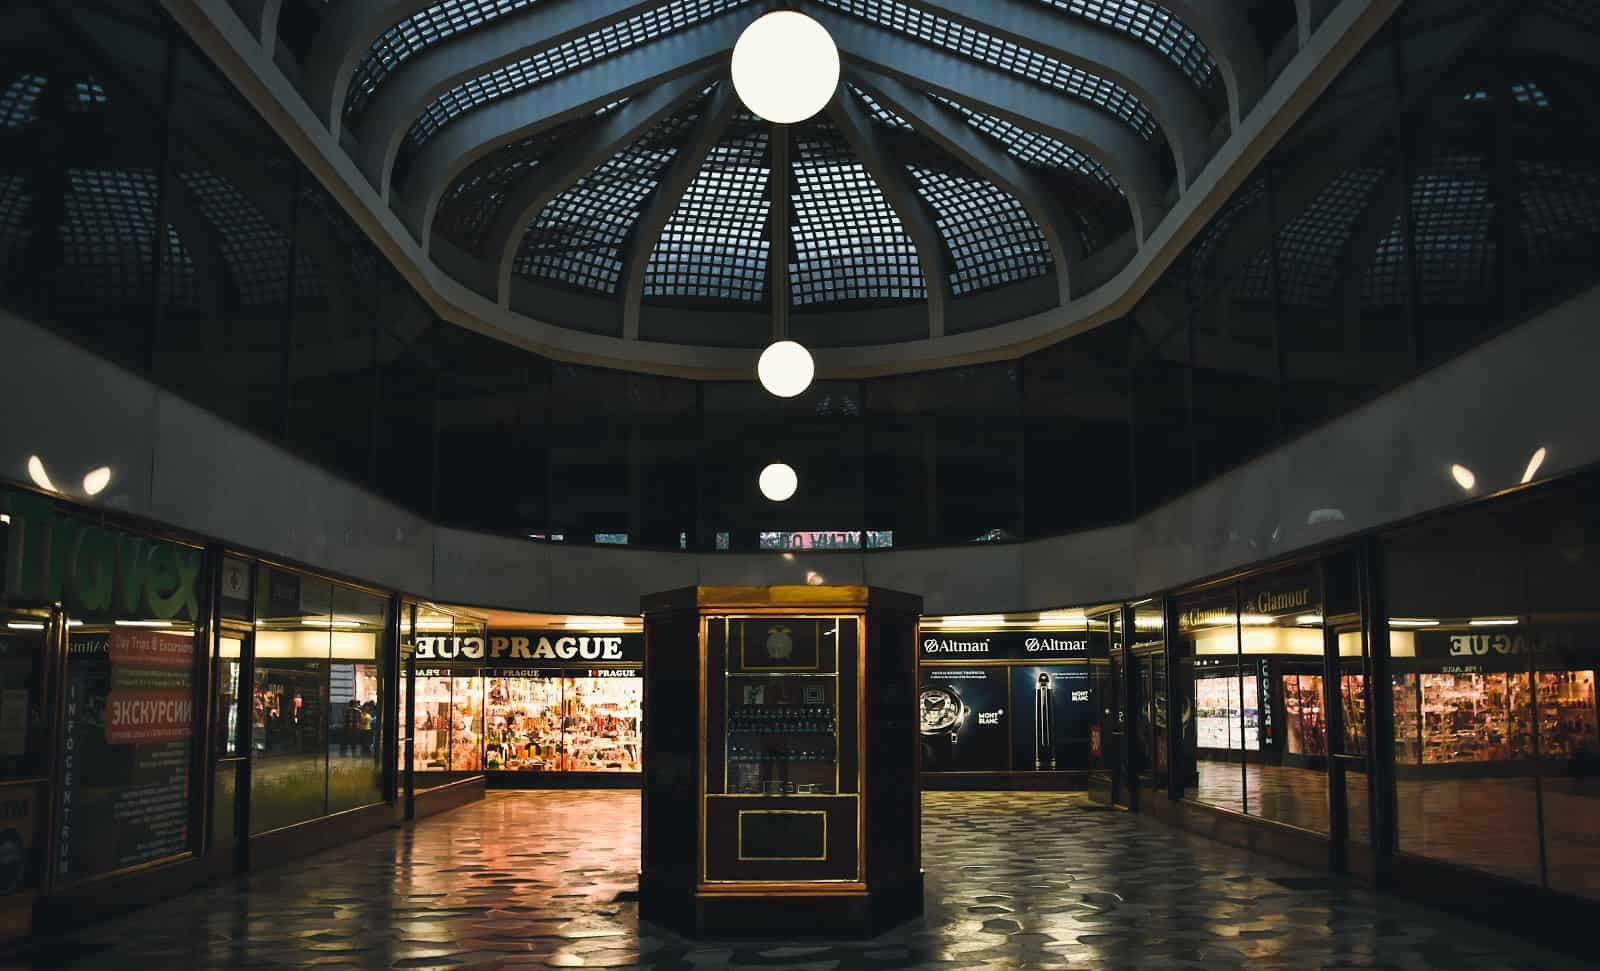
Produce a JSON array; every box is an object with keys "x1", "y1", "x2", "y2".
[{"x1": 414, "y1": 630, "x2": 643, "y2": 665}]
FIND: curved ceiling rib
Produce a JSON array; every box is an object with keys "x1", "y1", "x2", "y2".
[
  {"x1": 850, "y1": 69, "x2": 1084, "y2": 298},
  {"x1": 484, "y1": 71, "x2": 719, "y2": 304},
  {"x1": 301, "y1": 0, "x2": 436, "y2": 135},
  {"x1": 1298, "y1": 0, "x2": 1339, "y2": 47},
  {"x1": 619, "y1": 81, "x2": 741, "y2": 339},
  {"x1": 911, "y1": 0, "x2": 1211, "y2": 190},
  {"x1": 1162, "y1": 0, "x2": 1267, "y2": 127},
  {"x1": 352, "y1": 0, "x2": 666, "y2": 202},
  {"x1": 393, "y1": 12, "x2": 749, "y2": 250},
  {"x1": 812, "y1": 7, "x2": 1166, "y2": 243},
  {"x1": 827, "y1": 86, "x2": 952, "y2": 336}
]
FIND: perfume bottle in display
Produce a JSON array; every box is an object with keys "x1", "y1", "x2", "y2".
[{"x1": 1035, "y1": 672, "x2": 1055, "y2": 770}]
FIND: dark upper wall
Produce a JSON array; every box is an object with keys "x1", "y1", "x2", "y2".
[{"x1": 1, "y1": 0, "x2": 1598, "y2": 560}]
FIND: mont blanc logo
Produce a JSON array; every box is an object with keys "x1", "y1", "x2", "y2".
[{"x1": 765, "y1": 625, "x2": 794, "y2": 661}]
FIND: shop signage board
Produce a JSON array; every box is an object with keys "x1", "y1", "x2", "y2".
[
  {"x1": 0, "y1": 490, "x2": 201, "y2": 623},
  {"x1": 919, "y1": 629, "x2": 1094, "y2": 661},
  {"x1": 413, "y1": 630, "x2": 644, "y2": 666}
]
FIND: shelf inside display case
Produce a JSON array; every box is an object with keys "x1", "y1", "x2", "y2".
[{"x1": 725, "y1": 677, "x2": 839, "y2": 796}]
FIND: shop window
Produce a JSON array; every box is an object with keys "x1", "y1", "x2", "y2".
[
  {"x1": 251, "y1": 567, "x2": 391, "y2": 833},
  {"x1": 326, "y1": 585, "x2": 385, "y2": 814},
  {"x1": 57, "y1": 527, "x2": 203, "y2": 882},
  {"x1": 1385, "y1": 501, "x2": 1542, "y2": 887},
  {"x1": 1177, "y1": 566, "x2": 1331, "y2": 833},
  {"x1": 1129, "y1": 600, "x2": 1165, "y2": 790}
]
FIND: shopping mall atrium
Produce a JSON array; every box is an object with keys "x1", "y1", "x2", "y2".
[{"x1": 2, "y1": 0, "x2": 1599, "y2": 966}]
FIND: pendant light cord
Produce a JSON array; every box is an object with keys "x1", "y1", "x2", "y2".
[{"x1": 770, "y1": 120, "x2": 790, "y2": 341}]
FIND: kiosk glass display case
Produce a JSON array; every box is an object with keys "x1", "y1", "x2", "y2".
[
  {"x1": 703, "y1": 615, "x2": 861, "y2": 881},
  {"x1": 640, "y1": 586, "x2": 921, "y2": 939}
]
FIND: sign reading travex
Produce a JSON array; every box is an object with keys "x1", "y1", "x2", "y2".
[
  {"x1": 920, "y1": 630, "x2": 1093, "y2": 661},
  {"x1": 414, "y1": 630, "x2": 643, "y2": 665},
  {"x1": 0, "y1": 490, "x2": 201, "y2": 623}
]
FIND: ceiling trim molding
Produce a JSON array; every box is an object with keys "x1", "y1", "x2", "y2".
[{"x1": 161, "y1": 0, "x2": 1397, "y2": 380}]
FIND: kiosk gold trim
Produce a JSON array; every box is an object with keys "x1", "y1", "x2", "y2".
[{"x1": 736, "y1": 809, "x2": 828, "y2": 861}]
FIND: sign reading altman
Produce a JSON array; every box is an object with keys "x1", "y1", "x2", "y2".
[
  {"x1": 920, "y1": 630, "x2": 1093, "y2": 661},
  {"x1": 415, "y1": 630, "x2": 643, "y2": 665}
]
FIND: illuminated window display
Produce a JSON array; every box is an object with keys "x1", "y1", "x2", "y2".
[
  {"x1": 1283, "y1": 674, "x2": 1326, "y2": 757},
  {"x1": 407, "y1": 627, "x2": 645, "y2": 778},
  {"x1": 1194, "y1": 674, "x2": 1260, "y2": 751}
]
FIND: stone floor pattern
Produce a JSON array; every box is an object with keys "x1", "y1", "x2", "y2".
[{"x1": 24, "y1": 791, "x2": 1585, "y2": 970}]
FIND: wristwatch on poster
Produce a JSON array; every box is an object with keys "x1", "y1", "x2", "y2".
[{"x1": 919, "y1": 685, "x2": 967, "y2": 764}]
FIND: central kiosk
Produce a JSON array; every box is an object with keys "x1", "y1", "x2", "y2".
[{"x1": 639, "y1": 585, "x2": 923, "y2": 938}]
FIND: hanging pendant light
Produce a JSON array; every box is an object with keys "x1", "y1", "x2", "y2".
[
  {"x1": 757, "y1": 339, "x2": 814, "y2": 398},
  {"x1": 759, "y1": 462, "x2": 799, "y2": 502},
  {"x1": 731, "y1": 11, "x2": 840, "y2": 125}
]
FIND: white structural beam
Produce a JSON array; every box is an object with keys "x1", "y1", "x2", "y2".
[
  {"x1": 1163, "y1": 0, "x2": 1268, "y2": 129},
  {"x1": 852, "y1": 66, "x2": 1092, "y2": 300},
  {"x1": 619, "y1": 82, "x2": 740, "y2": 340},
  {"x1": 912, "y1": 0, "x2": 1212, "y2": 191},
  {"x1": 827, "y1": 86, "x2": 954, "y2": 337},
  {"x1": 1298, "y1": 0, "x2": 1340, "y2": 49},
  {"x1": 484, "y1": 70, "x2": 720, "y2": 306},
  {"x1": 301, "y1": 0, "x2": 435, "y2": 135},
  {"x1": 809, "y1": 6, "x2": 1167, "y2": 245},
  {"x1": 394, "y1": 15, "x2": 750, "y2": 251},
  {"x1": 350, "y1": 0, "x2": 665, "y2": 203}
]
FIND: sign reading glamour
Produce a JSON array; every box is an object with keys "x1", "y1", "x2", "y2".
[{"x1": 414, "y1": 630, "x2": 643, "y2": 665}]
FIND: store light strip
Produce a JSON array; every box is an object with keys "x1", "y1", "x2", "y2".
[
  {"x1": 0, "y1": 513, "x2": 10, "y2": 525},
  {"x1": 1389, "y1": 618, "x2": 1439, "y2": 627},
  {"x1": 1296, "y1": 614, "x2": 1323, "y2": 625},
  {"x1": 6, "y1": 622, "x2": 44, "y2": 630},
  {"x1": 564, "y1": 617, "x2": 629, "y2": 629},
  {"x1": 931, "y1": 614, "x2": 1007, "y2": 628},
  {"x1": 114, "y1": 619, "x2": 172, "y2": 628},
  {"x1": 1469, "y1": 618, "x2": 1519, "y2": 626},
  {"x1": 1037, "y1": 610, "x2": 1088, "y2": 625}
]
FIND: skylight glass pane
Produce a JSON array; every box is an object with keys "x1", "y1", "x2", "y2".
[
  {"x1": 907, "y1": 164, "x2": 1051, "y2": 295},
  {"x1": 179, "y1": 170, "x2": 297, "y2": 306},
  {"x1": 644, "y1": 116, "x2": 770, "y2": 301},
  {"x1": 407, "y1": 0, "x2": 753, "y2": 151},
  {"x1": 848, "y1": 84, "x2": 913, "y2": 129},
  {"x1": 514, "y1": 97, "x2": 705, "y2": 293},
  {"x1": 1518, "y1": 158, "x2": 1600, "y2": 263},
  {"x1": 347, "y1": 0, "x2": 544, "y2": 122},
  {"x1": 58, "y1": 168, "x2": 172, "y2": 304},
  {"x1": 929, "y1": 92, "x2": 1121, "y2": 192},
  {"x1": 815, "y1": 0, "x2": 1158, "y2": 140},
  {"x1": 790, "y1": 120, "x2": 925, "y2": 305},
  {"x1": 0, "y1": 73, "x2": 47, "y2": 129},
  {"x1": 1362, "y1": 155, "x2": 1494, "y2": 306},
  {"x1": 435, "y1": 110, "x2": 607, "y2": 252},
  {"x1": 1268, "y1": 167, "x2": 1385, "y2": 307},
  {"x1": 1036, "y1": 0, "x2": 1216, "y2": 89}
]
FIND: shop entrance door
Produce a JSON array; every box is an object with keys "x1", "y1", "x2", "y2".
[
  {"x1": 208, "y1": 622, "x2": 251, "y2": 875},
  {"x1": 0, "y1": 605, "x2": 57, "y2": 938},
  {"x1": 1326, "y1": 622, "x2": 1370, "y2": 873}
]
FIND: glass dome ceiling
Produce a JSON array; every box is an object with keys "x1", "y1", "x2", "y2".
[{"x1": 266, "y1": 0, "x2": 1295, "y2": 353}]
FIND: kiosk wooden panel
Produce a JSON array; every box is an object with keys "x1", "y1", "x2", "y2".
[{"x1": 639, "y1": 586, "x2": 922, "y2": 939}]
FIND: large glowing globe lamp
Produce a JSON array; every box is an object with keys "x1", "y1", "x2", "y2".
[
  {"x1": 757, "y1": 339, "x2": 815, "y2": 398},
  {"x1": 731, "y1": 11, "x2": 840, "y2": 124},
  {"x1": 759, "y1": 463, "x2": 798, "y2": 502}
]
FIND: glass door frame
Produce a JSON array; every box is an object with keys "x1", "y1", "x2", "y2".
[
  {"x1": 211, "y1": 616, "x2": 253, "y2": 874},
  {"x1": 1, "y1": 601, "x2": 63, "y2": 922}
]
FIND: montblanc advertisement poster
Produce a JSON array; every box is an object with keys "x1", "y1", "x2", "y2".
[
  {"x1": 1008, "y1": 666, "x2": 1093, "y2": 772},
  {"x1": 918, "y1": 667, "x2": 1007, "y2": 772}
]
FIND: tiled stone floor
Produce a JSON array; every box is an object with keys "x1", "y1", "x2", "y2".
[{"x1": 22, "y1": 790, "x2": 1588, "y2": 969}]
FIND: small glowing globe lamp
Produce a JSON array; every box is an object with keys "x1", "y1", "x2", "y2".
[
  {"x1": 759, "y1": 463, "x2": 799, "y2": 502},
  {"x1": 731, "y1": 11, "x2": 840, "y2": 124},
  {"x1": 757, "y1": 340, "x2": 815, "y2": 398}
]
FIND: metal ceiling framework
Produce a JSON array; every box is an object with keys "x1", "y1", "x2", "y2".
[{"x1": 181, "y1": 0, "x2": 1382, "y2": 375}]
